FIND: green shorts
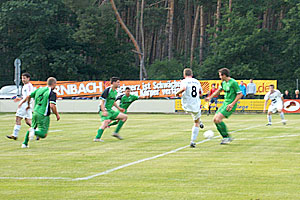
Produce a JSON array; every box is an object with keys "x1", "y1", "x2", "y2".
[
  {"x1": 216, "y1": 102, "x2": 237, "y2": 118},
  {"x1": 32, "y1": 112, "x2": 50, "y2": 133},
  {"x1": 100, "y1": 110, "x2": 120, "y2": 122}
]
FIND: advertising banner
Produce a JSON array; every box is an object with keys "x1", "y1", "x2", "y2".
[{"x1": 283, "y1": 100, "x2": 300, "y2": 113}]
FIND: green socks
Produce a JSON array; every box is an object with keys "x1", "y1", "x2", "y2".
[
  {"x1": 23, "y1": 129, "x2": 48, "y2": 145},
  {"x1": 114, "y1": 121, "x2": 125, "y2": 134},
  {"x1": 108, "y1": 121, "x2": 119, "y2": 127},
  {"x1": 23, "y1": 131, "x2": 30, "y2": 145},
  {"x1": 96, "y1": 129, "x2": 104, "y2": 139},
  {"x1": 215, "y1": 121, "x2": 229, "y2": 138}
]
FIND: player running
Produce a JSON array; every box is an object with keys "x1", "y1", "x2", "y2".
[
  {"x1": 205, "y1": 68, "x2": 243, "y2": 145},
  {"x1": 7, "y1": 73, "x2": 34, "y2": 140},
  {"x1": 207, "y1": 83, "x2": 219, "y2": 116},
  {"x1": 176, "y1": 68, "x2": 204, "y2": 148},
  {"x1": 264, "y1": 84, "x2": 286, "y2": 126},
  {"x1": 19, "y1": 77, "x2": 60, "y2": 148},
  {"x1": 108, "y1": 87, "x2": 139, "y2": 140},
  {"x1": 94, "y1": 77, "x2": 128, "y2": 142}
]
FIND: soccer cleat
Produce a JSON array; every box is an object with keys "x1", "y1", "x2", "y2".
[
  {"x1": 6, "y1": 135, "x2": 17, "y2": 140},
  {"x1": 200, "y1": 123, "x2": 204, "y2": 129},
  {"x1": 190, "y1": 142, "x2": 196, "y2": 148},
  {"x1": 93, "y1": 138, "x2": 104, "y2": 142},
  {"x1": 21, "y1": 144, "x2": 29, "y2": 148},
  {"x1": 29, "y1": 128, "x2": 35, "y2": 141},
  {"x1": 266, "y1": 123, "x2": 272, "y2": 126},
  {"x1": 112, "y1": 133, "x2": 123, "y2": 140},
  {"x1": 36, "y1": 136, "x2": 40, "y2": 141},
  {"x1": 220, "y1": 137, "x2": 233, "y2": 145},
  {"x1": 281, "y1": 120, "x2": 287, "y2": 125}
]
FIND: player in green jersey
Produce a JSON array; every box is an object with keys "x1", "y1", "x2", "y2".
[
  {"x1": 206, "y1": 68, "x2": 243, "y2": 144},
  {"x1": 19, "y1": 77, "x2": 60, "y2": 148},
  {"x1": 94, "y1": 77, "x2": 128, "y2": 142},
  {"x1": 108, "y1": 87, "x2": 139, "y2": 139}
]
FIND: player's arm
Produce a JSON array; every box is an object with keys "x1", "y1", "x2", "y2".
[
  {"x1": 227, "y1": 93, "x2": 243, "y2": 111},
  {"x1": 175, "y1": 85, "x2": 186, "y2": 97},
  {"x1": 113, "y1": 102, "x2": 125, "y2": 112},
  {"x1": 263, "y1": 99, "x2": 268, "y2": 113},
  {"x1": 99, "y1": 88, "x2": 110, "y2": 116},
  {"x1": 49, "y1": 91, "x2": 60, "y2": 121},
  {"x1": 18, "y1": 95, "x2": 31, "y2": 109},
  {"x1": 205, "y1": 89, "x2": 221, "y2": 102}
]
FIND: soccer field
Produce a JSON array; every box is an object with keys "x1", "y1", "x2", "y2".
[{"x1": 0, "y1": 113, "x2": 299, "y2": 199}]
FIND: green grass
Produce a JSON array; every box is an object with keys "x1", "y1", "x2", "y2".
[{"x1": 0, "y1": 113, "x2": 300, "y2": 200}]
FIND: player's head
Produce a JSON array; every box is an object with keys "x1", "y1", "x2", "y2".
[
  {"x1": 218, "y1": 68, "x2": 230, "y2": 81},
  {"x1": 296, "y1": 90, "x2": 299, "y2": 95},
  {"x1": 183, "y1": 68, "x2": 193, "y2": 78},
  {"x1": 47, "y1": 77, "x2": 57, "y2": 89},
  {"x1": 125, "y1": 87, "x2": 131, "y2": 96},
  {"x1": 21, "y1": 72, "x2": 31, "y2": 84},
  {"x1": 212, "y1": 83, "x2": 216, "y2": 88},
  {"x1": 269, "y1": 84, "x2": 275, "y2": 92},
  {"x1": 111, "y1": 77, "x2": 120, "y2": 88}
]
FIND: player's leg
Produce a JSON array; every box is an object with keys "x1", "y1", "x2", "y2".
[
  {"x1": 94, "y1": 120, "x2": 110, "y2": 141},
  {"x1": 208, "y1": 101, "x2": 212, "y2": 115},
  {"x1": 266, "y1": 105, "x2": 274, "y2": 126},
  {"x1": 214, "y1": 98, "x2": 219, "y2": 112},
  {"x1": 112, "y1": 112, "x2": 128, "y2": 140},
  {"x1": 22, "y1": 113, "x2": 37, "y2": 148},
  {"x1": 190, "y1": 112, "x2": 201, "y2": 148},
  {"x1": 277, "y1": 107, "x2": 286, "y2": 125},
  {"x1": 33, "y1": 115, "x2": 50, "y2": 139},
  {"x1": 108, "y1": 120, "x2": 119, "y2": 127},
  {"x1": 7, "y1": 116, "x2": 22, "y2": 140}
]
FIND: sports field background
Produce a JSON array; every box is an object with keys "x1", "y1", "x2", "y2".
[{"x1": 0, "y1": 113, "x2": 299, "y2": 199}]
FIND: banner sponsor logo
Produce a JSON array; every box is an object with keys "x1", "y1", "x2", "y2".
[{"x1": 283, "y1": 100, "x2": 300, "y2": 113}]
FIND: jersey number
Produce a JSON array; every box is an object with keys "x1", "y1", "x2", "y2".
[{"x1": 191, "y1": 86, "x2": 197, "y2": 98}]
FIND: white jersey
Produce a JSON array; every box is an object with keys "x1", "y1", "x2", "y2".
[
  {"x1": 22, "y1": 83, "x2": 34, "y2": 105},
  {"x1": 180, "y1": 78, "x2": 203, "y2": 112},
  {"x1": 264, "y1": 89, "x2": 283, "y2": 105}
]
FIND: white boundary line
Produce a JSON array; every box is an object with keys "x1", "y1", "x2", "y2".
[{"x1": 0, "y1": 121, "x2": 295, "y2": 181}]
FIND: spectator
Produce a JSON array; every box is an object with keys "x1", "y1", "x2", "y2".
[
  {"x1": 239, "y1": 81, "x2": 246, "y2": 99},
  {"x1": 283, "y1": 90, "x2": 291, "y2": 99},
  {"x1": 294, "y1": 90, "x2": 300, "y2": 99},
  {"x1": 246, "y1": 79, "x2": 256, "y2": 99}
]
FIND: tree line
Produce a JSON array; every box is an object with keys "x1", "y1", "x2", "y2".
[{"x1": 0, "y1": 0, "x2": 299, "y2": 91}]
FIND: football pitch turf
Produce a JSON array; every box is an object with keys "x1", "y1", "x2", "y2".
[{"x1": 0, "y1": 113, "x2": 299, "y2": 199}]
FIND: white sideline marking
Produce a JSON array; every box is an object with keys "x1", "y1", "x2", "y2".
[
  {"x1": 49, "y1": 130, "x2": 63, "y2": 133},
  {"x1": 0, "y1": 121, "x2": 295, "y2": 181}
]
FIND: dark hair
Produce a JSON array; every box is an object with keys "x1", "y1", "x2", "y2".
[
  {"x1": 212, "y1": 83, "x2": 216, "y2": 86},
  {"x1": 22, "y1": 72, "x2": 31, "y2": 78},
  {"x1": 270, "y1": 84, "x2": 274, "y2": 88},
  {"x1": 218, "y1": 68, "x2": 230, "y2": 77},
  {"x1": 183, "y1": 68, "x2": 193, "y2": 77},
  {"x1": 111, "y1": 77, "x2": 120, "y2": 84},
  {"x1": 125, "y1": 87, "x2": 131, "y2": 90},
  {"x1": 47, "y1": 77, "x2": 57, "y2": 86}
]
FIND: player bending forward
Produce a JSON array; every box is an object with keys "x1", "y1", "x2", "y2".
[
  {"x1": 206, "y1": 68, "x2": 243, "y2": 145},
  {"x1": 264, "y1": 84, "x2": 287, "y2": 126},
  {"x1": 7, "y1": 73, "x2": 34, "y2": 140},
  {"x1": 108, "y1": 87, "x2": 139, "y2": 140},
  {"x1": 176, "y1": 68, "x2": 204, "y2": 148},
  {"x1": 20, "y1": 77, "x2": 60, "y2": 148},
  {"x1": 94, "y1": 77, "x2": 128, "y2": 142}
]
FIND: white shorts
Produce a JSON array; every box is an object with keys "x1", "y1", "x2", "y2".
[
  {"x1": 268, "y1": 102, "x2": 283, "y2": 114},
  {"x1": 186, "y1": 110, "x2": 202, "y2": 121},
  {"x1": 16, "y1": 103, "x2": 32, "y2": 119}
]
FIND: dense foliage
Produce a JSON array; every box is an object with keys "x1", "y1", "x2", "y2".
[{"x1": 0, "y1": 0, "x2": 299, "y2": 91}]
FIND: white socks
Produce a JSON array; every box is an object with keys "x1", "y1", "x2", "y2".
[
  {"x1": 191, "y1": 126, "x2": 200, "y2": 143},
  {"x1": 280, "y1": 112, "x2": 285, "y2": 120},
  {"x1": 267, "y1": 115, "x2": 272, "y2": 124},
  {"x1": 13, "y1": 125, "x2": 21, "y2": 137}
]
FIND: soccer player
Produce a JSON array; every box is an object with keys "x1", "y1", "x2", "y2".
[
  {"x1": 207, "y1": 83, "x2": 219, "y2": 116},
  {"x1": 94, "y1": 77, "x2": 127, "y2": 142},
  {"x1": 19, "y1": 77, "x2": 60, "y2": 148},
  {"x1": 205, "y1": 68, "x2": 243, "y2": 144},
  {"x1": 264, "y1": 84, "x2": 286, "y2": 126},
  {"x1": 108, "y1": 87, "x2": 139, "y2": 140},
  {"x1": 6, "y1": 73, "x2": 34, "y2": 140},
  {"x1": 176, "y1": 68, "x2": 204, "y2": 148}
]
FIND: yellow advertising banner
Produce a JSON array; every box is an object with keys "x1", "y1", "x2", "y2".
[
  {"x1": 199, "y1": 80, "x2": 277, "y2": 95},
  {"x1": 175, "y1": 99, "x2": 271, "y2": 111}
]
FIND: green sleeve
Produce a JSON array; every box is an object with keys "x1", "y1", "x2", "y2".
[
  {"x1": 30, "y1": 89, "x2": 38, "y2": 98},
  {"x1": 233, "y1": 81, "x2": 241, "y2": 93},
  {"x1": 219, "y1": 82, "x2": 224, "y2": 91},
  {"x1": 134, "y1": 95, "x2": 139, "y2": 101}
]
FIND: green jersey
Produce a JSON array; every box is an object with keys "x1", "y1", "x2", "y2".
[
  {"x1": 219, "y1": 78, "x2": 241, "y2": 104},
  {"x1": 30, "y1": 87, "x2": 57, "y2": 116},
  {"x1": 117, "y1": 94, "x2": 139, "y2": 109},
  {"x1": 100, "y1": 87, "x2": 118, "y2": 111}
]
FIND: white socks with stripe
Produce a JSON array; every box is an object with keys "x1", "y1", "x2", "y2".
[
  {"x1": 191, "y1": 126, "x2": 200, "y2": 143},
  {"x1": 13, "y1": 125, "x2": 21, "y2": 137}
]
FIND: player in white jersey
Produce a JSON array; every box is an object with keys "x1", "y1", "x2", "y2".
[
  {"x1": 263, "y1": 84, "x2": 286, "y2": 126},
  {"x1": 6, "y1": 73, "x2": 34, "y2": 140},
  {"x1": 176, "y1": 68, "x2": 204, "y2": 148}
]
